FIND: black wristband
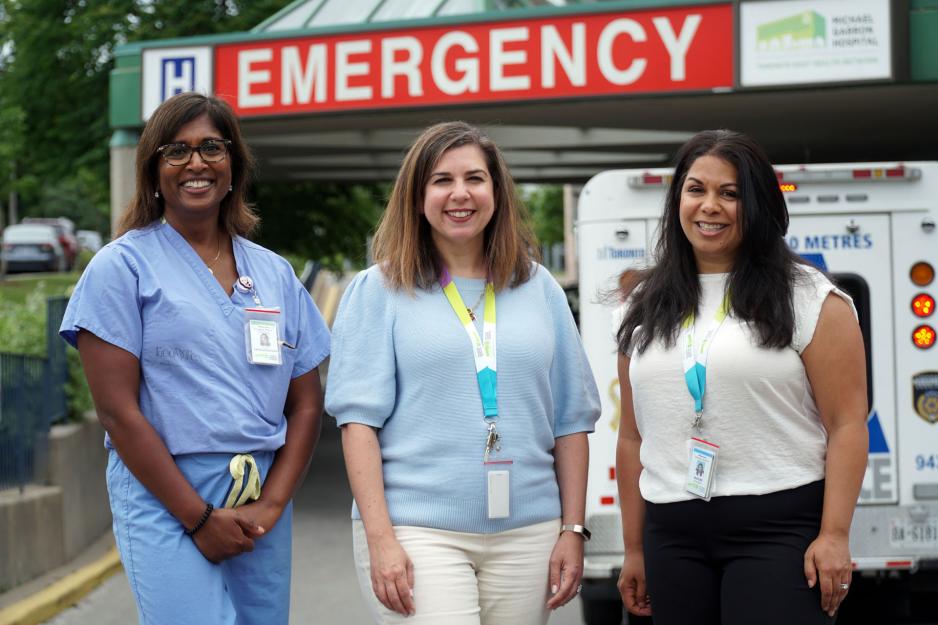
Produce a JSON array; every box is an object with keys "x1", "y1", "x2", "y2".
[{"x1": 185, "y1": 503, "x2": 214, "y2": 536}]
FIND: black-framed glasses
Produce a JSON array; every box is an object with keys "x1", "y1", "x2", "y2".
[{"x1": 157, "y1": 139, "x2": 232, "y2": 166}]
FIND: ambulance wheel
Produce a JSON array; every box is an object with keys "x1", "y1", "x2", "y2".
[{"x1": 581, "y1": 598, "x2": 625, "y2": 625}]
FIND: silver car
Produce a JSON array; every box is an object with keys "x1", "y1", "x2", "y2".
[{"x1": 1, "y1": 223, "x2": 67, "y2": 273}]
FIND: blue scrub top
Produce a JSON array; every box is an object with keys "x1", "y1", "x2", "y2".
[{"x1": 60, "y1": 222, "x2": 331, "y2": 455}]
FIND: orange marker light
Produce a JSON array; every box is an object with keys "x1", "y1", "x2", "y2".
[
  {"x1": 912, "y1": 294, "x2": 935, "y2": 318},
  {"x1": 911, "y1": 262, "x2": 935, "y2": 286},
  {"x1": 779, "y1": 183, "x2": 798, "y2": 192},
  {"x1": 913, "y1": 325, "x2": 936, "y2": 349}
]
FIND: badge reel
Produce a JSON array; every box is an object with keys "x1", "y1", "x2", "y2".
[
  {"x1": 483, "y1": 422, "x2": 513, "y2": 519},
  {"x1": 238, "y1": 276, "x2": 283, "y2": 366}
]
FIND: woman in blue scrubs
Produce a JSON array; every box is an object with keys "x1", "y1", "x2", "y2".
[{"x1": 60, "y1": 92, "x2": 330, "y2": 625}]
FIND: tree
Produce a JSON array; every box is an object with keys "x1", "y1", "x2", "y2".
[
  {"x1": 252, "y1": 182, "x2": 385, "y2": 270},
  {"x1": 524, "y1": 184, "x2": 564, "y2": 246},
  {"x1": 0, "y1": 0, "x2": 293, "y2": 232}
]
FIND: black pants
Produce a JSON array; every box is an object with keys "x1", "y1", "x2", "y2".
[{"x1": 642, "y1": 480, "x2": 834, "y2": 625}]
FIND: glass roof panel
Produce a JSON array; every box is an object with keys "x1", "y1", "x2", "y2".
[
  {"x1": 436, "y1": 0, "x2": 487, "y2": 17},
  {"x1": 370, "y1": 0, "x2": 445, "y2": 21},
  {"x1": 309, "y1": 0, "x2": 383, "y2": 26}
]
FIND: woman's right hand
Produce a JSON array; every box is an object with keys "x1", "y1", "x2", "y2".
[
  {"x1": 191, "y1": 507, "x2": 264, "y2": 564},
  {"x1": 368, "y1": 534, "x2": 415, "y2": 616},
  {"x1": 618, "y1": 551, "x2": 652, "y2": 616}
]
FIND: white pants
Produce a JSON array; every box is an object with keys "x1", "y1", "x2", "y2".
[{"x1": 352, "y1": 519, "x2": 560, "y2": 625}]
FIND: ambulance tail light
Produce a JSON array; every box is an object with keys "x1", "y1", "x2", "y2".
[
  {"x1": 600, "y1": 496, "x2": 616, "y2": 506},
  {"x1": 775, "y1": 166, "x2": 922, "y2": 184},
  {"x1": 628, "y1": 173, "x2": 672, "y2": 188},
  {"x1": 911, "y1": 262, "x2": 935, "y2": 287},
  {"x1": 913, "y1": 325, "x2": 936, "y2": 349},
  {"x1": 912, "y1": 294, "x2": 935, "y2": 318}
]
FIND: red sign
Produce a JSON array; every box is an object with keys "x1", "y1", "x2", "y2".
[{"x1": 214, "y1": 4, "x2": 733, "y2": 117}]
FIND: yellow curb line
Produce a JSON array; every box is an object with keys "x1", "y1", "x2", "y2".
[{"x1": 0, "y1": 547, "x2": 122, "y2": 625}]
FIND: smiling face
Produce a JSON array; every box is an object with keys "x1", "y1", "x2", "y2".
[
  {"x1": 679, "y1": 154, "x2": 743, "y2": 273},
  {"x1": 157, "y1": 113, "x2": 232, "y2": 223},
  {"x1": 422, "y1": 144, "x2": 495, "y2": 264}
]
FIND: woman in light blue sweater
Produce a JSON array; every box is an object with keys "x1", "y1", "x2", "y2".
[{"x1": 325, "y1": 122, "x2": 601, "y2": 625}]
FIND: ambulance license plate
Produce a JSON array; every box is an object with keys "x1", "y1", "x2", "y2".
[{"x1": 889, "y1": 518, "x2": 938, "y2": 548}]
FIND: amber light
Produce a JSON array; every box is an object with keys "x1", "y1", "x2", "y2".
[
  {"x1": 913, "y1": 325, "x2": 936, "y2": 349},
  {"x1": 913, "y1": 294, "x2": 935, "y2": 318},
  {"x1": 911, "y1": 262, "x2": 935, "y2": 286},
  {"x1": 779, "y1": 183, "x2": 798, "y2": 192}
]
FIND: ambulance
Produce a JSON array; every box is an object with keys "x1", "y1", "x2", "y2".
[{"x1": 576, "y1": 162, "x2": 938, "y2": 624}]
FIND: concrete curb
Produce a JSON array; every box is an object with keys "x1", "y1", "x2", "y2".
[{"x1": 0, "y1": 548, "x2": 122, "y2": 625}]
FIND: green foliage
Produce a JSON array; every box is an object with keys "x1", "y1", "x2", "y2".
[
  {"x1": 252, "y1": 182, "x2": 385, "y2": 271},
  {"x1": 524, "y1": 185, "x2": 564, "y2": 246},
  {"x1": 0, "y1": 276, "x2": 91, "y2": 420},
  {"x1": 0, "y1": 282, "x2": 48, "y2": 357},
  {"x1": 73, "y1": 248, "x2": 95, "y2": 274},
  {"x1": 65, "y1": 348, "x2": 94, "y2": 418}
]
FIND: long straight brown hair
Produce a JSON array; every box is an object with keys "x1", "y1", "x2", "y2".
[
  {"x1": 117, "y1": 93, "x2": 258, "y2": 237},
  {"x1": 372, "y1": 121, "x2": 538, "y2": 292}
]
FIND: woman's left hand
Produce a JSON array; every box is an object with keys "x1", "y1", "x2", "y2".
[
  {"x1": 803, "y1": 531, "x2": 853, "y2": 617},
  {"x1": 546, "y1": 531, "x2": 585, "y2": 610},
  {"x1": 235, "y1": 499, "x2": 284, "y2": 536}
]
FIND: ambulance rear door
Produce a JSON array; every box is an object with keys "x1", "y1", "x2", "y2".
[{"x1": 785, "y1": 214, "x2": 897, "y2": 505}]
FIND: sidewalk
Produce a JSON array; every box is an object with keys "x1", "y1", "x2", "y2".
[{"x1": 0, "y1": 532, "x2": 121, "y2": 625}]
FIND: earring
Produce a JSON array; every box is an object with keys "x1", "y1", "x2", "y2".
[
  {"x1": 228, "y1": 184, "x2": 233, "y2": 192},
  {"x1": 154, "y1": 189, "x2": 160, "y2": 199}
]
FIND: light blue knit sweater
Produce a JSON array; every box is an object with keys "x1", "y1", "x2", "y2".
[{"x1": 325, "y1": 264, "x2": 601, "y2": 533}]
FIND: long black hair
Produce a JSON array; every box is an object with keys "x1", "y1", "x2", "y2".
[{"x1": 617, "y1": 129, "x2": 807, "y2": 355}]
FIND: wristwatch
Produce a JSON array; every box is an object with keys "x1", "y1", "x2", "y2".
[{"x1": 560, "y1": 523, "x2": 592, "y2": 541}]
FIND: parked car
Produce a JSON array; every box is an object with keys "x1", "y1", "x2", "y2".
[
  {"x1": 21, "y1": 217, "x2": 79, "y2": 270},
  {"x1": 1, "y1": 223, "x2": 67, "y2": 273},
  {"x1": 76, "y1": 229, "x2": 103, "y2": 253}
]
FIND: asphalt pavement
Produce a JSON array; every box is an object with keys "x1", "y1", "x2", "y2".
[{"x1": 44, "y1": 420, "x2": 585, "y2": 625}]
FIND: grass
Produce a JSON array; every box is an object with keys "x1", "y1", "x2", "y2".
[{"x1": 0, "y1": 272, "x2": 80, "y2": 304}]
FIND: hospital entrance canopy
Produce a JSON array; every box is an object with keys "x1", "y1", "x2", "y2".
[{"x1": 109, "y1": 0, "x2": 938, "y2": 184}]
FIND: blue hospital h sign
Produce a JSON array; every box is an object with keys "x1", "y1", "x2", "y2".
[
  {"x1": 142, "y1": 46, "x2": 213, "y2": 120},
  {"x1": 162, "y1": 57, "x2": 197, "y2": 99}
]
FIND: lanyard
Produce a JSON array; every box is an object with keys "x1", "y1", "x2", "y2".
[
  {"x1": 439, "y1": 268, "x2": 497, "y2": 420},
  {"x1": 680, "y1": 294, "x2": 729, "y2": 431}
]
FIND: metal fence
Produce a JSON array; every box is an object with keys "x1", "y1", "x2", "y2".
[{"x1": 0, "y1": 296, "x2": 69, "y2": 492}]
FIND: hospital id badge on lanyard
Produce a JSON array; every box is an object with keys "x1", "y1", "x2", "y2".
[
  {"x1": 238, "y1": 276, "x2": 284, "y2": 366},
  {"x1": 680, "y1": 294, "x2": 729, "y2": 501},
  {"x1": 440, "y1": 268, "x2": 512, "y2": 519}
]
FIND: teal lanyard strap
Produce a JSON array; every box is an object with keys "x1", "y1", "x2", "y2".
[{"x1": 679, "y1": 294, "x2": 729, "y2": 429}]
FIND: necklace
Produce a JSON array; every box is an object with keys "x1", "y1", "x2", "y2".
[
  {"x1": 467, "y1": 289, "x2": 485, "y2": 321},
  {"x1": 204, "y1": 235, "x2": 223, "y2": 275}
]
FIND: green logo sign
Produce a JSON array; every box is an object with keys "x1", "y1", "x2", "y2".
[{"x1": 756, "y1": 10, "x2": 826, "y2": 50}]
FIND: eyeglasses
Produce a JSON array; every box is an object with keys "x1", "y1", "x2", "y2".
[{"x1": 157, "y1": 140, "x2": 232, "y2": 166}]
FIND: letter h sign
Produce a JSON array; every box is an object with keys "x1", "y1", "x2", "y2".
[{"x1": 162, "y1": 57, "x2": 197, "y2": 99}]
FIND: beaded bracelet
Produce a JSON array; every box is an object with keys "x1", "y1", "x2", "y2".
[{"x1": 184, "y1": 503, "x2": 214, "y2": 536}]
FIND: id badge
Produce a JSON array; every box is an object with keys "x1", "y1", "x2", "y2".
[
  {"x1": 484, "y1": 460, "x2": 513, "y2": 519},
  {"x1": 244, "y1": 307, "x2": 282, "y2": 366},
  {"x1": 685, "y1": 437, "x2": 719, "y2": 501}
]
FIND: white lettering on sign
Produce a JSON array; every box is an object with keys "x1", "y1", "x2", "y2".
[
  {"x1": 214, "y1": 5, "x2": 733, "y2": 115},
  {"x1": 282, "y1": 45, "x2": 328, "y2": 105},
  {"x1": 597, "y1": 19, "x2": 647, "y2": 85},
  {"x1": 653, "y1": 14, "x2": 701, "y2": 81},
  {"x1": 382, "y1": 36, "x2": 424, "y2": 98},
  {"x1": 335, "y1": 40, "x2": 372, "y2": 102},
  {"x1": 431, "y1": 31, "x2": 481, "y2": 96},
  {"x1": 542, "y1": 24, "x2": 586, "y2": 88},
  {"x1": 239, "y1": 49, "x2": 274, "y2": 108},
  {"x1": 490, "y1": 27, "x2": 531, "y2": 92}
]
